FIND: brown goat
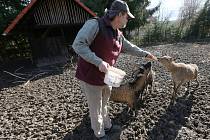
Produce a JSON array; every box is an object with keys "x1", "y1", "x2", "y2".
[
  {"x1": 158, "y1": 56, "x2": 199, "y2": 102},
  {"x1": 110, "y1": 62, "x2": 153, "y2": 109},
  {"x1": 136, "y1": 67, "x2": 155, "y2": 101}
]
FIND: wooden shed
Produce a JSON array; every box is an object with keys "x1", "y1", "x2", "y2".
[{"x1": 2, "y1": 0, "x2": 96, "y2": 66}]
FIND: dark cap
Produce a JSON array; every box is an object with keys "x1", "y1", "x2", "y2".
[{"x1": 107, "y1": 0, "x2": 135, "y2": 19}]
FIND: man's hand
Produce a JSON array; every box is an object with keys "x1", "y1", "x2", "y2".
[
  {"x1": 99, "y1": 61, "x2": 110, "y2": 73},
  {"x1": 145, "y1": 53, "x2": 157, "y2": 61}
]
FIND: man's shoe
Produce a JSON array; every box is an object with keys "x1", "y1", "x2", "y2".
[
  {"x1": 98, "y1": 134, "x2": 110, "y2": 140},
  {"x1": 105, "y1": 125, "x2": 122, "y2": 134}
]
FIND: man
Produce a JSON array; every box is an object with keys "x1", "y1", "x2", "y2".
[{"x1": 72, "y1": 0, "x2": 157, "y2": 139}]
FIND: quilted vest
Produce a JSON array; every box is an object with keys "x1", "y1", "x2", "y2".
[{"x1": 75, "y1": 16, "x2": 123, "y2": 85}]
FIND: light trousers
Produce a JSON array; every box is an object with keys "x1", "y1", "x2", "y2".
[{"x1": 80, "y1": 80, "x2": 112, "y2": 138}]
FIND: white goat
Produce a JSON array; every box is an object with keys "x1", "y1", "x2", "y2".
[{"x1": 158, "y1": 56, "x2": 199, "y2": 102}]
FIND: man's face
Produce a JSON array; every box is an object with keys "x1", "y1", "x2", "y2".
[{"x1": 118, "y1": 13, "x2": 129, "y2": 29}]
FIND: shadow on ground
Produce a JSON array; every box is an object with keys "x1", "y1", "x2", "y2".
[
  {"x1": 63, "y1": 113, "x2": 121, "y2": 140},
  {"x1": 148, "y1": 93, "x2": 194, "y2": 140}
]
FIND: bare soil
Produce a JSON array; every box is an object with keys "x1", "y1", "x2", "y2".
[{"x1": 0, "y1": 43, "x2": 209, "y2": 140}]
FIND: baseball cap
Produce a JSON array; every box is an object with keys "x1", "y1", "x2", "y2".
[{"x1": 109, "y1": 0, "x2": 135, "y2": 19}]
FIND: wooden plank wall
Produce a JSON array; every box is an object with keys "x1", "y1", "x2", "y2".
[
  {"x1": 33, "y1": 0, "x2": 91, "y2": 25},
  {"x1": 29, "y1": 25, "x2": 81, "y2": 66}
]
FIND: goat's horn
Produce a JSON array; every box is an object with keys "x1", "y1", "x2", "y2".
[
  {"x1": 131, "y1": 69, "x2": 140, "y2": 78},
  {"x1": 137, "y1": 73, "x2": 144, "y2": 77}
]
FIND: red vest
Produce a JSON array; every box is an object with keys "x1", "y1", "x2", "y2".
[{"x1": 75, "y1": 16, "x2": 123, "y2": 85}]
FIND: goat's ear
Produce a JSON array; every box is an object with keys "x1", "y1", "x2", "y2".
[
  {"x1": 172, "y1": 53, "x2": 179, "y2": 61},
  {"x1": 162, "y1": 52, "x2": 167, "y2": 56}
]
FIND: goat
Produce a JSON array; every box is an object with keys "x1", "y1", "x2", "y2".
[
  {"x1": 134, "y1": 65, "x2": 155, "y2": 101},
  {"x1": 109, "y1": 62, "x2": 154, "y2": 109},
  {"x1": 158, "y1": 56, "x2": 199, "y2": 102}
]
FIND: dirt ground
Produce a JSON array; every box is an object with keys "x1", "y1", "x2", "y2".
[{"x1": 0, "y1": 43, "x2": 209, "y2": 140}]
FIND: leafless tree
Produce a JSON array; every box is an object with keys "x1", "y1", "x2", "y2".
[
  {"x1": 175, "y1": 0, "x2": 202, "y2": 39},
  {"x1": 179, "y1": 0, "x2": 201, "y2": 20}
]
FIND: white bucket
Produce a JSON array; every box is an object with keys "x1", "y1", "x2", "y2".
[{"x1": 104, "y1": 67, "x2": 126, "y2": 87}]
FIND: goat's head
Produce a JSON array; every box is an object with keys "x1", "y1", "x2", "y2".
[
  {"x1": 158, "y1": 55, "x2": 173, "y2": 66},
  {"x1": 130, "y1": 62, "x2": 152, "y2": 84}
]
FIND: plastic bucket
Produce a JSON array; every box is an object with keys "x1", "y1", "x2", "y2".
[{"x1": 104, "y1": 67, "x2": 126, "y2": 87}]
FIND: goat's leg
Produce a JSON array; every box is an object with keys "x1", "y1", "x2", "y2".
[
  {"x1": 187, "y1": 81, "x2": 190, "y2": 92},
  {"x1": 195, "y1": 78, "x2": 199, "y2": 88},
  {"x1": 135, "y1": 91, "x2": 141, "y2": 107},
  {"x1": 149, "y1": 83, "x2": 153, "y2": 94},
  {"x1": 141, "y1": 86, "x2": 148, "y2": 101},
  {"x1": 135, "y1": 91, "x2": 140, "y2": 100},
  {"x1": 127, "y1": 103, "x2": 134, "y2": 115},
  {"x1": 172, "y1": 81, "x2": 177, "y2": 102},
  {"x1": 139, "y1": 90, "x2": 144, "y2": 101},
  {"x1": 143, "y1": 84, "x2": 152, "y2": 101},
  {"x1": 183, "y1": 81, "x2": 191, "y2": 96},
  {"x1": 172, "y1": 81, "x2": 184, "y2": 103},
  {"x1": 127, "y1": 95, "x2": 138, "y2": 115},
  {"x1": 127, "y1": 106, "x2": 136, "y2": 117},
  {"x1": 175, "y1": 81, "x2": 184, "y2": 96},
  {"x1": 187, "y1": 81, "x2": 190, "y2": 89},
  {"x1": 145, "y1": 85, "x2": 148, "y2": 94},
  {"x1": 191, "y1": 78, "x2": 200, "y2": 93}
]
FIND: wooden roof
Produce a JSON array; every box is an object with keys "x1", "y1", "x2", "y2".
[{"x1": 2, "y1": 0, "x2": 96, "y2": 36}]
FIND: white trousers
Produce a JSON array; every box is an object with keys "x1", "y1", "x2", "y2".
[{"x1": 80, "y1": 81, "x2": 112, "y2": 138}]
